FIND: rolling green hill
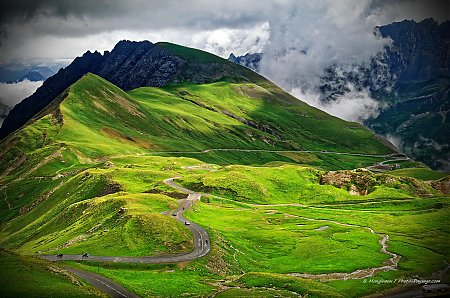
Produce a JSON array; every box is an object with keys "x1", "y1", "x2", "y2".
[{"x1": 1, "y1": 72, "x2": 392, "y2": 175}]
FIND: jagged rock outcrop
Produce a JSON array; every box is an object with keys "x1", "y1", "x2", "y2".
[{"x1": 228, "y1": 52, "x2": 262, "y2": 72}]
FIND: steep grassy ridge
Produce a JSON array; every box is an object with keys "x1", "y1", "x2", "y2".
[{"x1": 1, "y1": 71, "x2": 392, "y2": 179}]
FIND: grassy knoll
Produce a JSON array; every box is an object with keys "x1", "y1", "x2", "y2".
[
  {"x1": 0, "y1": 250, "x2": 102, "y2": 297},
  {"x1": 180, "y1": 164, "x2": 439, "y2": 205},
  {"x1": 0, "y1": 157, "x2": 200, "y2": 257}
]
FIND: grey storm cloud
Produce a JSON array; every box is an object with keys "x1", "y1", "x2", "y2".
[
  {"x1": 0, "y1": 0, "x2": 274, "y2": 63},
  {"x1": 0, "y1": 0, "x2": 448, "y2": 63},
  {"x1": 0, "y1": 0, "x2": 267, "y2": 36}
]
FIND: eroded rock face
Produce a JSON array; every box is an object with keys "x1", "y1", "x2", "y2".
[
  {"x1": 320, "y1": 169, "x2": 439, "y2": 196},
  {"x1": 97, "y1": 41, "x2": 184, "y2": 89},
  {"x1": 320, "y1": 169, "x2": 375, "y2": 195},
  {"x1": 431, "y1": 176, "x2": 450, "y2": 194}
]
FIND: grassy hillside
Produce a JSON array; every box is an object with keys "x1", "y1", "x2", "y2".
[
  {"x1": 0, "y1": 250, "x2": 102, "y2": 297},
  {"x1": 1, "y1": 72, "x2": 392, "y2": 177},
  {"x1": 0, "y1": 155, "x2": 203, "y2": 256},
  {"x1": 179, "y1": 165, "x2": 440, "y2": 205},
  {"x1": 62, "y1": 73, "x2": 391, "y2": 158},
  {"x1": 388, "y1": 167, "x2": 449, "y2": 180}
]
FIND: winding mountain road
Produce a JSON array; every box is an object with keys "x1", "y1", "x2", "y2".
[
  {"x1": 40, "y1": 177, "x2": 210, "y2": 263},
  {"x1": 39, "y1": 178, "x2": 210, "y2": 297},
  {"x1": 143, "y1": 148, "x2": 398, "y2": 158},
  {"x1": 65, "y1": 267, "x2": 139, "y2": 298},
  {"x1": 39, "y1": 173, "x2": 407, "y2": 297}
]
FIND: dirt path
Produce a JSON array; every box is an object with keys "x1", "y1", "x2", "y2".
[
  {"x1": 288, "y1": 218, "x2": 400, "y2": 281},
  {"x1": 200, "y1": 194, "x2": 402, "y2": 281}
]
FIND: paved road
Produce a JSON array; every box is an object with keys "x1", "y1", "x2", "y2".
[
  {"x1": 366, "y1": 157, "x2": 411, "y2": 172},
  {"x1": 40, "y1": 178, "x2": 210, "y2": 263},
  {"x1": 65, "y1": 267, "x2": 139, "y2": 298},
  {"x1": 142, "y1": 148, "x2": 398, "y2": 158}
]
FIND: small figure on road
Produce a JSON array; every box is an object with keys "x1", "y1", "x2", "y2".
[{"x1": 57, "y1": 253, "x2": 63, "y2": 258}]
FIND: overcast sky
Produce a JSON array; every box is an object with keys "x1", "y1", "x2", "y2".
[
  {"x1": 0, "y1": 0, "x2": 448, "y2": 122},
  {"x1": 0, "y1": 0, "x2": 448, "y2": 65}
]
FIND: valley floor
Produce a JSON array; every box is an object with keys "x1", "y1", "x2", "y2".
[{"x1": 1, "y1": 153, "x2": 448, "y2": 298}]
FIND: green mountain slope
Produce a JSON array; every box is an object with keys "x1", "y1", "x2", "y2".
[{"x1": 1, "y1": 72, "x2": 391, "y2": 172}]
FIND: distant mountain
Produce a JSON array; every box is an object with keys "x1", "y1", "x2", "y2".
[
  {"x1": 378, "y1": 18, "x2": 450, "y2": 83},
  {"x1": 0, "y1": 65, "x2": 55, "y2": 83},
  {"x1": 366, "y1": 19, "x2": 450, "y2": 171},
  {"x1": 0, "y1": 41, "x2": 392, "y2": 168},
  {"x1": 228, "y1": 18, "x2": 450, "y2": 170},
  {"x1": 19, "y1": 71, "x2": 46, "y2": 82},
  {"x1": 0, "y1": 41, "x2": 263, "y2": 140},
  {"x1": 228, "y1": 53, "x2": 262, "y2": 72}
]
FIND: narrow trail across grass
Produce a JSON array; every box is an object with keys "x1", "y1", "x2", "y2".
[
  {"x1": 141, "y1": 148, "x2": 398, "y2": 158},
  {"x1": 197, "y1": 194, "x2": 402, "y2": 281},
  {"x1": 287, "y1": 219, "x2": 401, "y2": 281}
]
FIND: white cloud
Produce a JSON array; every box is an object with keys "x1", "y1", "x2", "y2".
[
  {"x1": 1, "y1": 0, "x2": 446, "y2": 65},
  {"x1": 291, "y1": 83, "x2": 384, "y2": 123},
  {"x1": 259, "y1": 0, "x2": 392, "y2": 123},
  {"x1": 0, "y1": 80, "x2": 43, "y2": 107},
  {"x1": 192, "y1": 23, "x2": 270, "y2": 57},
  {"x1": 0, "y1": 24, "x2": 269, "y2": 64}
]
